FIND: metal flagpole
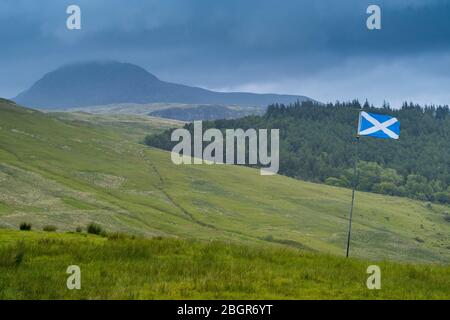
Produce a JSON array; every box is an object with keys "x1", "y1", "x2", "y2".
[{"x1": 346, "y1": 135, "x2": 360, "y2": 258}]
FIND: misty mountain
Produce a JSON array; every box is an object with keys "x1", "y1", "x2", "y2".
[{"x1": 14, "y1": 61, "x2": 311, "y2": 109}]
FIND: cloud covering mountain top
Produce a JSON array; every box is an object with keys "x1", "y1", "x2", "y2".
[{"x1": 2, "y1": 0, "x2": 450, "y2": 107}]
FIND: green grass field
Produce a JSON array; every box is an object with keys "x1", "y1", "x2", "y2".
[
  {"x1": 0, "y1": 230, "x2": 449, "y2": 299},
  {"x1": 0, "y1": 98, "x2": 449, "y2": 299}
]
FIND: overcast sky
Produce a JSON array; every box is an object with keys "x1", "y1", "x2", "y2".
[{"x1": 1, "y1": 0, "x2": 450, "y2": 107}]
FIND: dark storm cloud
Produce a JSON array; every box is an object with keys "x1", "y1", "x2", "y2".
[{"x1": 1, "y1": 0, "x2": 450, "y2": 106}]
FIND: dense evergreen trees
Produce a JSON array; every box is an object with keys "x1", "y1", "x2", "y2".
[{"x1": 145, "y1": 100, "x2": 450, "y2": 204}]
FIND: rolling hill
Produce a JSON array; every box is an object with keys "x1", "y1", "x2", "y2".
[
  {"x1": 13, "y1": 61, "x2": 311, "y2": 109},
  {"x1": 0, "y1": 98, "x2": 449, "y2": 263}
]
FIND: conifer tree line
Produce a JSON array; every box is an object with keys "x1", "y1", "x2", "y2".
[{"x1": 145, "y1": 100, "x2": 450, "y2": 204}]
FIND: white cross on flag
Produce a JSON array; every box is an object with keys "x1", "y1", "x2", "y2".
[{"x1": 357, "y1": 111, "x2": 400, "y2": 140}]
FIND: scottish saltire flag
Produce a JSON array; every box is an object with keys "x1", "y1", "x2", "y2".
[{"x1": 357, "y1": 111, "x2": 400, "y2": 140}]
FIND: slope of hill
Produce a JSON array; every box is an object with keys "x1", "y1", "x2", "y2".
[
  {"x1": 0, "y1": 99, "x2": 449, "y2": 263},
  {"x1": 13, "y1": 61, "x2": 311, "y2": 109},
  {"x1": 48, "y1": 111, "x2": 184, "y2": 142},
  {"x1": 1, "y1": 230, "x2": 449, "y2": 299}
]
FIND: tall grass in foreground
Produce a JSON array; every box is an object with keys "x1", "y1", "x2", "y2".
[{"x1": 0, "y1": 230, "x2": 449, "y2": 300}]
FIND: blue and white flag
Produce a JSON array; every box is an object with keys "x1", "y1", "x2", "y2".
[{"x1": 357, "y1": 111, "x2": 400, "y2": 140}]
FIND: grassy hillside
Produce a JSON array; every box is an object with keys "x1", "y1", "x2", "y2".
[
  {"x1": 48, "y1": 111, "x2": 184, "y2": 142},
  {"x1": 0, "y1": 99, "x2": 449, "y2": 263},
  {"x1": 0, "y1": 230, "x2": 449, "y2": 299}
]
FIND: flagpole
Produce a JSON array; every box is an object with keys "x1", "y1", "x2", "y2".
[{"x1": 346, "y1": 135, "x2": 359, "y2": 258}]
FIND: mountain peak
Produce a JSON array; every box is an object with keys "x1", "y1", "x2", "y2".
[{"x1": 54, "y1": 61, "x2": 160, "y2": 82}]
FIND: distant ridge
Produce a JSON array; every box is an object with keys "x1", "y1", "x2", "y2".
[{"x1": 14, "y1": 61, "x2": 312, "y2": 109}]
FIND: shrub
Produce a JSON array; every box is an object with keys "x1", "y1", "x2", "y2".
[
  {"x1": 107, "y1": 232, "x2": 128, "y2": 241},
  {"x1": 43, "y1": 225, "x2": 56, "y2": 232},
  {"x1": 19, "y1": 222, "x2": 32, "y2": 231},
  {"x1": 87, "y1": 223, "x2": 103, "y2": 235},
  {"x1": 434, "y1": 192, "x2": 450, "y2": 204},
  {"x1": 0, "y1": 241, "x2": 25, "y2": 267},
  {"x1": 444, "y1": 213, "x2": 450, "y2": 223},
  {"x1": 75, "y1": 226, "x2": 82, "y2": 233},
  {"x1": 325, "y1": 177, "x2": 349, "y2": 188},
  {"x1": 414, "y1": 237, "x2": 425, "y2": 243}
]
